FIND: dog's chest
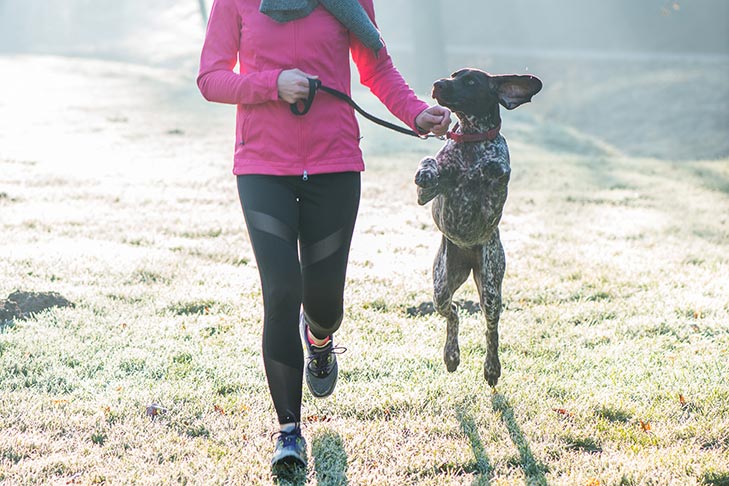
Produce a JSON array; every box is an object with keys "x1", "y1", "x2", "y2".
[
  {"x1": 437, "y1": 138, "x2": 509, "y2": 187},
  {"x1": 432, "y1": 138, "x2": 510, "y2": 246}
]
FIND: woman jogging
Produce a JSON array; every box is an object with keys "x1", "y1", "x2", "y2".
[{"x1": 197, "y1": 0, "x2": 450, "y2": 470}]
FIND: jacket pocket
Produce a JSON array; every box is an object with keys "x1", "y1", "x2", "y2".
[{"x1": 237, "y1": 109, "x2": 251, "y2": 146}]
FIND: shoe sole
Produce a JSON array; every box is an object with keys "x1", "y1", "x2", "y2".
[{"x1": 271, "y1": 453, "x2": 307, "y2": 470}]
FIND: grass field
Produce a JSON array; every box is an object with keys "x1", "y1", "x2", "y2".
[{"x1": 1, "y1": 55, "x2": 728, "y2": 485}]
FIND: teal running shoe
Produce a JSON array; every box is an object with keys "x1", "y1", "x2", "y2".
[
  {"x1": 271, "y1": 426, "x2": 307, "y2": 470},
  {"x1": 300, "y1": 314, "x2": 346, "y2": 398}
]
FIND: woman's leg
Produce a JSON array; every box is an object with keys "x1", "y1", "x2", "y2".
[
  {"x1": 298, "y1": 172, "x2": 361, "y2": 338},
  {"x1": 236, "y1": 171, "x2": 360, "y2": 422},
  {"x1": 237, "y1": 175, "x2": 303, "y2": 426}
]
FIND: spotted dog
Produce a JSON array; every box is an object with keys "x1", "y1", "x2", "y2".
[{"x1": 415, "y1": 69, "x2": 542, "y2": 386}]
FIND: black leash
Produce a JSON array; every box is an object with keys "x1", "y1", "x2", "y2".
[{"x1": 290, "y1": 78, "x2": 439, "y2": 140}]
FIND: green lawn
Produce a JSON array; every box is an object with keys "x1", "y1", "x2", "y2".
[{"x1": 0, "y1": 56, "x2": 727, "y2": 485}]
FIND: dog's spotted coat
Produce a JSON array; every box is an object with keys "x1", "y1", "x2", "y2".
[{"x1": 415, "y1": 69, "x2": 541, "y2": 386}]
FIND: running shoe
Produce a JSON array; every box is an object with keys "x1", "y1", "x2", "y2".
[
  {"x1": 271, "y1": 426, "x2": 307, "y2": 470},
  {"x1": 299, "y1": 313, "x2": 345, "y2": 398}
]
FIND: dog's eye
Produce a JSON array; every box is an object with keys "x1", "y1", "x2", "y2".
[{"x1": 466, "y1": 79, "x2": 476, "y2": 86}]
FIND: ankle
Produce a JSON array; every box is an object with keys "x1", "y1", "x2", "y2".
[{"x1": 307, "y1": 328, "x2": 331, "y2": 347}]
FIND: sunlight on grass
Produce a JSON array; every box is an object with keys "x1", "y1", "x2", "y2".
[{"x1": 0, "y1": 56, "x2": 727, "y2": 485}]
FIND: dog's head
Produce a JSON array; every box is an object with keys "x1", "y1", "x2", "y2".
[{"x1": 432, "y1": 69, "x2": 542, "y2": 117}]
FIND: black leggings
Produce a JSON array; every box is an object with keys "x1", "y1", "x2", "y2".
[{"x1": 237, "y1": 172, "x2": 361, "y2": 425}]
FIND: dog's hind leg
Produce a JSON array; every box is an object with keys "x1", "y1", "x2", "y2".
[
  {"x1": 474, "y1": 231, "x2": 506, "y2": 387},
  {"x1": 433, "y1": 236, "x2": 472, "y2": 372}
]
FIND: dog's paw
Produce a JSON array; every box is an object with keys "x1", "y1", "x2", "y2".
[
  {"x1": 415, "y1": 157, "x2": 439, "y2": 188},
  {"x1": 484, "y1": 355, "x2": 501, "y2": 387},
  {"x1": 444, "y1": 342, "x2": 460, "y2": 372},
  {"x1": 482, "y1": 162, "x2": 511, "y2": 183},
  {"x1": 415, "y1": 168, "x2": 438, "y2": 188}
]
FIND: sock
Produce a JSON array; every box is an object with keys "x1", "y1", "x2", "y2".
[
  {"x1": 280, "y1": 422, "x2": 297, "y2": 434},
  {"x1": 307, "y1": 328, "x2": 331, "y2": 347}
]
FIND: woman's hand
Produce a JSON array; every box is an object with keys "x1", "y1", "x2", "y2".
[
  {"x1": 415, "y1": 106, "x2": 451, "y2": 137},
  {"x1": 277, "y1": 69, "x2": 318, "y2": 104}
]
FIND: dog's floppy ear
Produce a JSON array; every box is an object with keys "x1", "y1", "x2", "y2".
[{"x1": 490, "y1": 75, "x2": 542, "y2": 110}]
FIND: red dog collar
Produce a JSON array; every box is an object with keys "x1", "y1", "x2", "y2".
[{"x1": 446, "y1": 122, "x2": 501, "y2": 143}]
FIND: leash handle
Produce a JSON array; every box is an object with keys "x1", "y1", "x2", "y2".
[
  {"x1": 290, "y1": 78, "x2": 439, "y2": 140},
  {"x1": 290, "y1": 78, "x2": 321, "y2": 116}
]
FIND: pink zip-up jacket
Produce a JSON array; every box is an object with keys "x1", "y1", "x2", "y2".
[{"x1": 197, "y1": 0, "x2": 429, "y2": 176}]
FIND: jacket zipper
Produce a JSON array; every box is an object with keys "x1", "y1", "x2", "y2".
[{"x1": 292, "y1": 20, "x2": 308, "y2": 180}]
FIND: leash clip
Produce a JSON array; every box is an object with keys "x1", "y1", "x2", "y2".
[{"x1": 290, "y1": 78, "x2": 322, "y2": 116}]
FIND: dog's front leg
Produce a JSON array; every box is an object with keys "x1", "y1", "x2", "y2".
[{"x1": 415, "y1": 157, "x2": 441, "y2": 205}]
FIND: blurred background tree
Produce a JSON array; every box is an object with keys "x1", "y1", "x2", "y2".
[
  {"x1": 411, "y1": 0, "x2": 446, "y2": 92},
  {"x1": 1, "y1": 0, "x2": 726, "y2": 72},
  {"x1": 198, "y1": 0, "x2": 208, "y2": 26}
]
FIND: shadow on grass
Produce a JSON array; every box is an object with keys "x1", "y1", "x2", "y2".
[
  {"x1": 455, "y1": 407, "x2": 492, "y2": 486},
  {"x1": 272, "y1": 463, "x2": 307, "y2": 486},
  {"x1": 703, "y1": 470, "x2": 729, "y2": 486},
  {"x1": 0, "y1": 319, "x2": 15, "y2": 333},
  {"x1": 406, "y1": 299, "x2": 482, "y2": 318},
  {"x1": 492, "y1": 393, "x2": 548, "y2": 486},
  {"x1": 311, "y1": 429, "x2": 348, "y2": 486}
]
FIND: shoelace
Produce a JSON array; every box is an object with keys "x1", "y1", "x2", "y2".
[
  {"x1": 306, "y1": 345, "x2": 347, "y2": 377},
  {"x1": 271, "y1": 427, "x2": 302, "y2": 446}
]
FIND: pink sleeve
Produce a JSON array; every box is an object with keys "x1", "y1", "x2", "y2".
[
  {"x1": 350, "y1": 0, "x2": 430, "y2": 132},
  {"x1": 197, "y1": 0, "x2": 282, "y2": 105}
]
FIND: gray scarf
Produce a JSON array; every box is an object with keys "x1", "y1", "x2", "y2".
[{"x1": 260, "y1": 0, "x2": 383, "y2": 54}]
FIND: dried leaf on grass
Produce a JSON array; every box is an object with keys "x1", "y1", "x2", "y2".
[
  {"x1": 146, "y1": 403, "x2": 167, "y2": 418},
  {"x1": 678, "y1": 392, "x2": 697, "y2": 416},
  {"x1": 554, "y1": 408, "x2": 574, "y2": 418},
  {"x1": 66, "y1": 472, "x2": 83, "y2": 484},
  {"x1": 305, "y1": 414, "x2": 332, "y2": 423}
]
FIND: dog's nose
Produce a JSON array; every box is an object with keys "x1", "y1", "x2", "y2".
[{"x1": 433, "y1": 79, "x2": 448, "y2": 90}]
